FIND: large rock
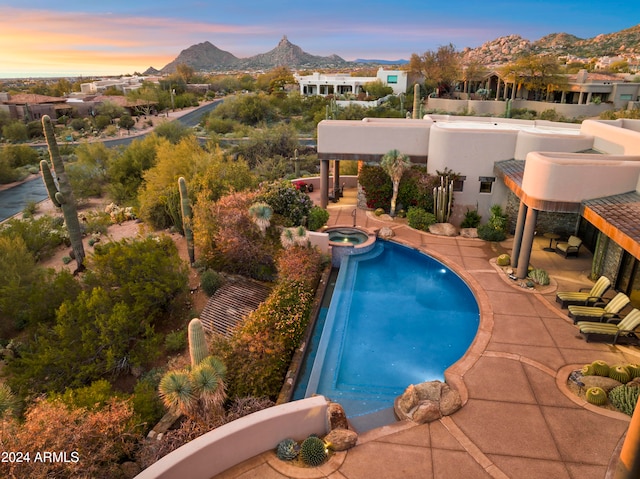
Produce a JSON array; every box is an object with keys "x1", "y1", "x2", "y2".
[
  {"x1": 327, "y1": 402, "x2": 349, "y2": 430},
  {"x1": 397, "y1": 384, "x2": 419, "y2": 413},
  {"x1": 439, "y1": 384, "x2": 462, "y2": 415},
  {"x1": 459, "y1": 228, "x2": 478, "y2": 238},
  {"x1": 428, "y1": 223, "x2": 457, "y2": 237},
  {"x1": 414, "y1": 381, "x2": 443, "y2": 401},
  {"x1": 412, "y1": 400, "x2": 441, "y2": 423},
  {"x1": 378, "y1": 226, "x2": 395, "y2": 239},
  {"x1": 325, "y1": 428, "x2": 358, "y2": 451},
  {"x1": 581, "y1": 375, "x2": 622, "y2": 391}
]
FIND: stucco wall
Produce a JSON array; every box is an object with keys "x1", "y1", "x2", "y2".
[
  {"x1": 135, "y1": 396, "x2": 329, "y2": 479},
  {"x1": 513, "y1": 130, "x2": 594, "y2": 161},
  {"x1": 581, "y1": 120, "x2": 640, "y2": 155}
]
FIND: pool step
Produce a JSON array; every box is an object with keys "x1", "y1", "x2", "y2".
[{"x1": 200, "y1": 279, "x2": 272, "y2": 337}]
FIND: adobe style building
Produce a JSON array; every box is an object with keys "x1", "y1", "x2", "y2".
[
  {"x1": 317, "y1": 115, "x2": 640, "y2": 303},
  {"x1": 294, "y1": 68, "x2": 419, "y2": 97}
]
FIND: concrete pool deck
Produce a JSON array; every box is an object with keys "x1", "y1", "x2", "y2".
[{"x1": 214, "y1": 187, "x2": 640, "y2": 479}]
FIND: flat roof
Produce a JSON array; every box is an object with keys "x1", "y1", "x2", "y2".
[{"x1": 433, "y1": 121, "x2": 582, "y2": 135}]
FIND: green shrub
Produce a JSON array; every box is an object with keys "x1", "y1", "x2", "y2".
[
  {"x1": 406, "y1": 207, "x2": 436, "y2": 231},
  {"x1": 461, "y1": 208, "x2": 482, "y2": 228},
  {"x1": 307, "y1": 206, "x2": 329, "y2": 231},
  {"x1": 54, "y1": 379, "x2": 119, "y2": 411},
  {"x1": 164, "y1": 330, "x2": 187, "y2": 354},
  {"x1": 201, "y1": 269, "x2": 224, "y2": 296},
  {"x1": 256, "y1": 180, "x2": 313, "y2": 227},
  {"x1": 528, "y1": 268, "x2": 550, "y2": 286},
  {"x1": 359, "y1": 164, "x2": 392, "y2": 210},
  {"x1": 132, "y1": 378, "x2": 166, "y2": 433},
  {"x1": 478, "y1": 205, "x2": 508, "y2": 242}
]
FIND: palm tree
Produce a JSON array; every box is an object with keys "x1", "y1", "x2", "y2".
[
  {"x1": 380, "y1": 149, "x2": 412, "y2": 217},
  {"x1": 248, "y1": 202, "x2": 273, "y2": 236}
]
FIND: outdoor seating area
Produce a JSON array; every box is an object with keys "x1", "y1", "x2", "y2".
[
  {"x1": 555, "y1": 275, "x2": 611, "y2": 308},
  {"x1": 568, "y1": 291, "x2": 631, "y2": 323},
  {"x1": 555, "y1": 235, "x2": 583, "y2": 258},
  {"x1": 578, "y1": 308, "x2": 640, "y2": 345}
]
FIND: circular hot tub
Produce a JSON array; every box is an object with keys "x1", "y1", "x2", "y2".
[{"x1": 325, "y1": 227, "x2": 376, "y2": 267}]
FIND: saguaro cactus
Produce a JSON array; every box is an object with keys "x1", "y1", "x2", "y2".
[
  {"x1": 40, "y1": 115, "x2": 85, "y2": 272},
  {"x1": 433, "y1": 176, "x2": 454, "y2": 223},
  {"x1": 178, "y1": 177, "x2": 195, "y2": 265},
  {"x1": 412, "y1": 83, "x2": 420, "y2": 119},
  {"x1": 188, "y1": 317, "x2": 208, "y2": 367}
]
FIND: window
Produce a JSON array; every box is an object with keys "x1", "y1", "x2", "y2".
[
  {"x1": 620, "y1": 94, "x2": 633, "y2": 101},
  {"x1": 387, "y1": 75, "x2": 398, "y2": 84},
  {"x1": 453, "y1": 176, "x2": 466, "y2": 192},
  {"x1": 479, "y1": 176, "x2": 495, "y2": 193}
]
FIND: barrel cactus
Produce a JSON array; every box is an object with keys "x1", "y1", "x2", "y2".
[
  {"x1": 609, "y1": 385, "x2": 640, "y2": 416},
  {"x1": 276, "y1": 438, "x2": 300, "y2": 461},
  {"x1": 609, "y1": 365, "x2": 631, "y2": 384},
  {"x1": 300, "y1": 436, "x2": 327, "y2": 467},
  {"x1": 586, "y1": 386, "x2": 607, "y2": 405},
  {"x1": 591, "y1": 360, "x2": 610, "y2": 377},
  {"x1": 496, "y1": 254, "x2": 511, "y2": 266},
  {"x1": 625, "y1": 363, "x2": 640, "y2": 379},
  {"x1": 581, "y1": 364, "x2": 595, "y2": 376}
]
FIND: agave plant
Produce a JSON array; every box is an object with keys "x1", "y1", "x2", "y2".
[
  {"x1": 158, "y1": 370, "x2": 196, "y2": 416},
  {"x1": 248, "y1": 202, "x2": 273, "y2": 236},
  {"x1": 191, "y1": 362, "x2": 226, "y2": 412}
]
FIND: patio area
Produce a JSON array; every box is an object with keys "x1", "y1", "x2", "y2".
[{"x1": 214, "y1": 186, "x2": 640, "y2": 479}]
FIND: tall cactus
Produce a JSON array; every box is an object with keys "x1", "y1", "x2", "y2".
[
  {"x1": 188, "y1": 317, "x2": 208, "y2": 367},
  {"x1": 433, "y1": 176, "x2": 454, "y2": 223},
  {"x1": 412, "y1": 83, "x2": 420, "y2": 119},
  {"x1": 40, "y1": 115, "x2": 85, "y2": 273},
  {"x1": 178, "y1": 177, "x2": 195, "y2": 265}
]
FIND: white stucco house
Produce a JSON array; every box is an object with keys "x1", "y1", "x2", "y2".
[
  {"x1": 317, "y1": 115, "x2": 640, "y2": 300},
  {"x1": 294, "y1": 68, "x2": 419, "y2": 97}
]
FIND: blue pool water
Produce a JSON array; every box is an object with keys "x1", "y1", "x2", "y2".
[{"x1": 295, "y1": 241, "x2": 479, "y2": 429}]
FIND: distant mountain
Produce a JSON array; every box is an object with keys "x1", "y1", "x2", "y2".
[
  {"x1": 161, "y1": 36, "x2": 346, "y2": 73},
  {"x1": 461, "y1": 24, "x2": 640, "y2": 65},
  {"x1": 161, "y1": 41, "x2": 240, "y2": 73},
  {"x1": 354, "y1": 58, "x2": 409, "y2": 65},
  {"x1": 143, "y1": 66, "x2": 161, "y2": 75}
]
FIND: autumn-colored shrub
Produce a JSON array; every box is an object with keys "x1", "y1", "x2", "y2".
[
  {"x1": 1, "y1": 398, "x2": 142, "y2": 479},
  {"x1": 255, "y1": 179, "x2": 313, "y2": 227},
  {"x1": 276, "y1": 245, "x2": 324, "y2": 289}
]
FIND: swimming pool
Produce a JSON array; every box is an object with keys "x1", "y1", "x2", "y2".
[{"x1": 298, "y1": 240, "x2": 479, "y2": 429}]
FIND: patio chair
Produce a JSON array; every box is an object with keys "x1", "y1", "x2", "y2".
[
  {"x1": 577, "y1": 308, "x2": 640, "y2": 345},
  {"x1": 555, "y1": 235, "x2": 583, "y2": 258},
  {"x1": 555, "y1": 276, "x2": 611, "y2": 308},
  {"x1": 567, "y1": 292, "x2": 630, "y2": 324}
]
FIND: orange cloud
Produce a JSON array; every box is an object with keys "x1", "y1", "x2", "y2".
[{"x1": 0, "y1": 6, "x2": 266, "y2": 76}]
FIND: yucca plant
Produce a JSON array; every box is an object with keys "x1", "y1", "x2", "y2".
[
  {"x1": 191, "y1": 363, "x2": 226, "y2": 413},
  {"x1": 281, "y1": 227, "x2": 296, "y2": 249},
  {"x1": 293, "y1": 226, "x2": 309, "y2": 247},
  {"x1": 248, "y1": 202, "x2": 273, "y2": 236},
  {"x1": 158, "y1": 370, "x2": 197, "y2": 416}
]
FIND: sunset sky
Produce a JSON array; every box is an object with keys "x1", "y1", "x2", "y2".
[{"x1": 1, "y1": 1, "x2": 638, "y2": 78}]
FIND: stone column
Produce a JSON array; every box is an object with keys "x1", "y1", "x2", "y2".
[
  {"x1": 516, "y1": 208, "x2": 538, "y2": 279},
  {"x1": 495, "y1": 78, "x2": 501, "y2": 100},
  {"x1": 320, "y1": 159, "x2": 329, "y2": 208},
  {"x1": 511, "y1": 202, "x2": 528, "y2": 268}
]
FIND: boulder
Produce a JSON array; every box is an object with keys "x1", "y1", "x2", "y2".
[
  {"x1": 414, "y1": 381, "x2": 443, "y2": 402},
  {"x1": 428, "y1": 223, "x2": 457, "y2": 237},
  {"x1": 397, "y1": 384, "x2": 419, "y2": 414},
  {"x1": 412, "y1": 400, "x2": 441, "y2": 423},
  {"x1": 378, "y1": 226, "x2": 395, "y2": 239},
  {"x1": 439, "y1": 384, "x2": 462, "y2": 415},
  {"x1": 459, "y1": 228, "x2": 478, "y2": 238},
  {"x1": 581, "y1": 375, "x2": 622, "y2": 391},
  {"x1": 327, "y1": 402, "x2": 349, "y2": 430},
  {"x1": 325, "y1": 428, "x2": 358, "y2": 451}
]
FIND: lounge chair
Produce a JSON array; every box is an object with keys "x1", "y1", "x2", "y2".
[
  {"x1": 555, "y1": 276, "x2": 611, "y2": 308},
  {"x1": 567, "y1": 292, "x2": 630, "y2": 324},
  {"x1": 578, "y1": 308, "x2": 640, "y2": 345},
  {"x1": 555, "y1": 235, "x2": 583, "y2": 258}
]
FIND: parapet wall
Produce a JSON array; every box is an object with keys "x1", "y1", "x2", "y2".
[{"x1": 135, "y1": 396, "x2": 329, "y2": 479}]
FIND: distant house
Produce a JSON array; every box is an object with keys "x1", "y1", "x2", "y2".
[
  {"x1": 80, "y1": 76, "x2": 160, "y2": 95},
  {"x1": 0, "y1": 93, "x2": 71, "y2": 121},
  {"x1": 429, "y1": 69, "x2": 640, "y2": 118},
  {"x1": 294, "y1": 68, "x2": 420, "y2": 97}
]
